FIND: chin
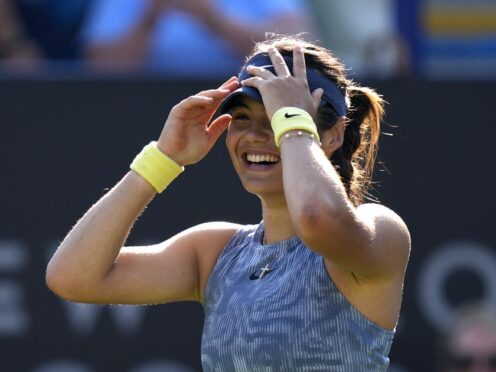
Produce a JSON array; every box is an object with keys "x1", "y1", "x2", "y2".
[{"x1": 241, "y1": 179, "x2": 283, "y2": 199}]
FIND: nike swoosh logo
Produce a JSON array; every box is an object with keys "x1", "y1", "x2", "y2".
[
  {"x1": 249, "y1": 269, "x2": 274, "y2": 280},
  {"x1": 284, "y1": 113, "x2": 301, "y2": 119}
]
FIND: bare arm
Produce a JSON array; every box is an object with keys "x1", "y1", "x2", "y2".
[
  {"x1": 46, "y1": 173, "x2": 236, "y2": 304},
  {"x1": 0, "y1": 0, "x2": 43, "y2": 66},
  {"x1": 241, "y1": 47, "x2": 410, "y2": 281},
  {"x1": 85, "y1": 0, "x2": 314, "y2": 65},
  {"x1": 280, "y1": 137, "x2": 410, "y2": 280},
  {"x1": 46, "y1": 77, "x2": 241, "y2": 304},
  {"x1": 46, "y1": 171, "x2": 175, "y2": 303},
  {"x1": 198, "y1": 7, "x2": 314, "y2": 57},
  {"x1": 84, "y1": 2, "x2": 161, "y2": 65}
]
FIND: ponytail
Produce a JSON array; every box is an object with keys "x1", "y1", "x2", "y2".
[
  {"x1": 249, "y1": 35, "x2": 385, "y2": 205},
  {"x1": 330, "y1": 85, "x2": 384, "y2": 206}
]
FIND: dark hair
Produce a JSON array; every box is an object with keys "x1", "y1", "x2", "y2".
[{"x1": 247, "y1": 35, "x2": 385, "y2": 206}]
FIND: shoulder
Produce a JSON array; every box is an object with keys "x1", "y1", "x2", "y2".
[
  {"x1": 356, "y1": 204, "x2": 410, "y2": 241},
  {"x1": 186, "y1": 222, "x2": 243, "y2": 301},
  {"x1": 357, "y1": 203, "x2": 409, "y2": 233},
  {"x1": 167, "y1": 221, "x2": 242, "y2": 273},
  {"x1": 181, "y1": 221, "x2": 242, "y2": 250},
  {"x1": 186, "y1": 221, "x2": 242, "y2": 235},
  {"x1": 356, "y1": 203, "x2": 411, "y2": 276}
]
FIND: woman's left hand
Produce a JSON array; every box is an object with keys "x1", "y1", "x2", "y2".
[{"x1": 241, "y1": 46, "x2": 323, "y2": 120}]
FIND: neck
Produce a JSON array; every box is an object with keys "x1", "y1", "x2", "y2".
[{"x1": 260, "y1": 197, "x2": 296, "y2": 244}]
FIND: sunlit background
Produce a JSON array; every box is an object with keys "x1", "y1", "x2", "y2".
[{"x1": 1, "y1": 0, "x2": 495, "y2": 371}]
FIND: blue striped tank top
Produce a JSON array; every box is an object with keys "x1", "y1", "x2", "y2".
[{"x1": 201, "y1": 222, "x2": 395, "y2": 371}]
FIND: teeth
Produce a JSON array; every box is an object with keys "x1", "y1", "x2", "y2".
[{"x1": 246, "y1": 154, "x2": 279, "y2": 163}]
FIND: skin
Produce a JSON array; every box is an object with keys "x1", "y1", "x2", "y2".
[
  {"x1": 0, "y1": 0, "x2": 43, "y2": 68},
  {"x1": 46, "y1": 47, "x2": 410, "y2": 332},
  {"x1": 84, "y1": 0, "x2": 313, "y2": 68}
]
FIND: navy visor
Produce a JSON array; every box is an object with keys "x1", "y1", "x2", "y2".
[{"x1": 219, "y1": 52, "x2": 348, "y2": 117}]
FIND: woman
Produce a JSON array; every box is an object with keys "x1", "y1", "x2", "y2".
[{"x1": 46, "y1": 36, "x2": 411, "y2": 371}]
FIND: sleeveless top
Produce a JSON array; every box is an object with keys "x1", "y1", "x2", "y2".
[{"x1": 201, "y1": 223, "x2": 395, "y2": 371}]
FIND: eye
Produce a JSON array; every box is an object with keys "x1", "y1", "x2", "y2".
[
  {"x1": 232, "y1": 113, "x2": 249, "y2": 121},
  {"x1": 230, "y1": 109, "x2": 251, "y2": 123}
]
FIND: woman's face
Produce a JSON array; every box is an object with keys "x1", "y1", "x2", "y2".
[{"x1": 226, "y1": 96, "x2": 284, "y2": 197}]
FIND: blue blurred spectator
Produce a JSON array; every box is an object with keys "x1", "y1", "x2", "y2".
[
  {"x1": 82, "y1": 0, "x2": 316, "y2": 76},
  {"x1": 0, "y1": 0, "x2": 92, "y2": 69}
]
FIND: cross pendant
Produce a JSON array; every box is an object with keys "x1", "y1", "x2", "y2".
[{"x1": 259, "y1": 264, "x2": 271, "y2": 279}]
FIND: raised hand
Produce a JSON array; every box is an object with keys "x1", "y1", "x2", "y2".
[
  {"x1": 156, "y1": 77, "x2": 239, "y2": 166},
  {"x1": 241, "y1": 47, "x2": 323, "y2": 121}
]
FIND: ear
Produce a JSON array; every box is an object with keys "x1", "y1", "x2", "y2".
[{"x1": 320, "y1": 117, "x2": 346, "y2": 158}]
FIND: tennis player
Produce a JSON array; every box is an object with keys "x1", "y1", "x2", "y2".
[{"x1": 47, "y1": 36, "x2": 411, "y2": 371}]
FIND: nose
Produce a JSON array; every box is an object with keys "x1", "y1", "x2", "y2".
[{"x1": 245, "y1": 118, "x2": 273, "y2": 143}]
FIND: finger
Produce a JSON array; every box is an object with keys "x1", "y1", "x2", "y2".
[
  {"x1": 218, "y1": 76, "x2": 237, "y2": 89},
  {"x1": 312, "y1": 88, "x2": 323, "y2": 109},
  {"x1": 197, "y1": 89, "x2": 231, "y2": 100},
  {"x1": 268, "y1": 47, "x2": 290, "y2": 77},
  {"x1": 246, "y1": 65, "x2": 274, "y2": 80},
  {"x1": 222, "y1": 78, "x2": 241, "y2": 93},
  {"x1": 207, "y1": 114, "x2": 231, "y2": 142},
  {"x1": 293, "y1": 46, "x2": 307, "y2": 80},
  {"x1": 241, "y1": 76, "x2": 264, "y2": 89},
  {"x1": 180, "y1": 95, "x2": 215, "y2": 109}
]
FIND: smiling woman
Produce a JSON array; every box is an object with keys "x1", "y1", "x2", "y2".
[{"x1": 46, "y1": 35, "x2": 411, "y2": 371}]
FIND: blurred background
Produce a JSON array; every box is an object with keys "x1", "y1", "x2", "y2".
[{"x1": 1, "y1": 0, "x2": 495, "y2": 371}]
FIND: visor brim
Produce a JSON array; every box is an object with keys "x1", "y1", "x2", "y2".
[{"x1": 217, "y1": 86, "x2": 263, "y2": 114}]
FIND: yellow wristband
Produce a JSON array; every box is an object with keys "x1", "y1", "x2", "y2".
[
  {"x1": 271, "y1": 107, "x2": 320, "y2": 147},
  {"x1": 130, "y1": 141, "x2": 184, "y2": 193}
]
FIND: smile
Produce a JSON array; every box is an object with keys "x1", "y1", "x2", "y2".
[{"x1": 242, "y1": 152, "x2": 280, "y2": 170}]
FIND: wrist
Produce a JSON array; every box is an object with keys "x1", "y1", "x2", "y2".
[
  {"x1": 155, "y1": 142, "x2": 184, "y2": 167},
  {"x1": 271, "y1": 107, "x2": 320, "y2": 147},
  {"x1": 279, "y1": 130, "x2": 321, "y2": 147},
  {"x1": 130, "y1": 141, "x2": 185, "y2": 193}
]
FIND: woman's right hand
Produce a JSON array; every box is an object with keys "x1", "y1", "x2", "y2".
[{"x1": 156, "y1": 77, "x2": 239, "y2": 166}]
